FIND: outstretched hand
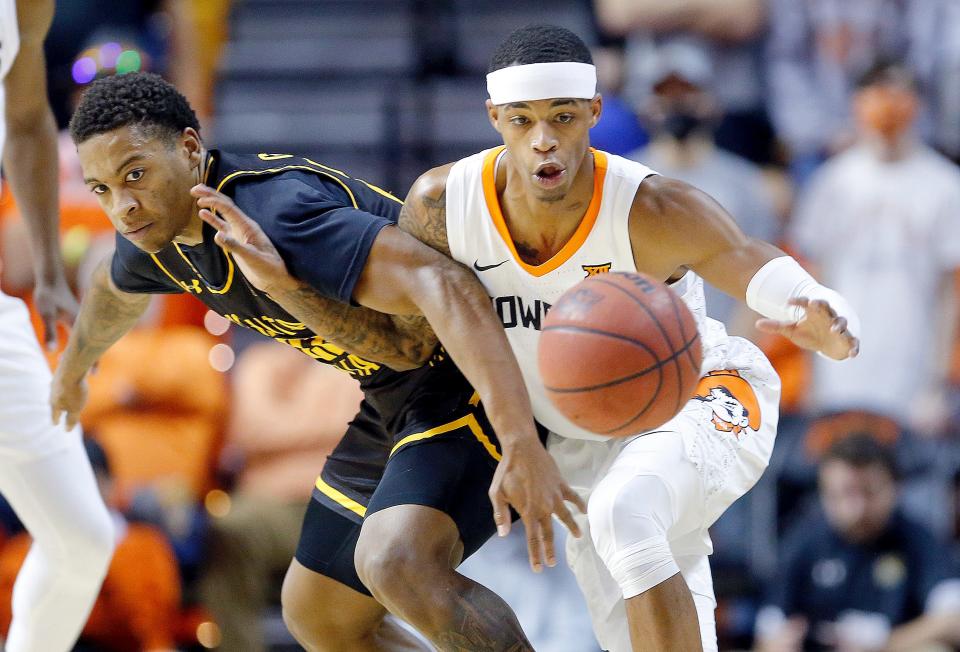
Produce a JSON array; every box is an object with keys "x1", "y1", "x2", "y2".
[
  {"x1": 756, "y1": 297, "x2": 859, "y2": 360},
  {"x1": 488, "y1": 440, "x2": 587, "y2": 572},
  {"x1": 190, "y1": 184, "x2": 298, "y2": 295}
]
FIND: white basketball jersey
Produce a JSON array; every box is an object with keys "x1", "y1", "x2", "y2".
[
  {"x1": 446, "y1": 146, "x2": 728, "y2": 440},
  {"x1": 0, "y1": 0, "x2": 19, "y2": 172}
]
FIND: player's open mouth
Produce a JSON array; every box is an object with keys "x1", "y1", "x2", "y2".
[{"x1": 533, "y1": 163, "x2": 566, "y2": 187}]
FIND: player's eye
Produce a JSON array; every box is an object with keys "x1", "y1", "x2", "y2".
[
  {"x1": 91, "y1": 184, "x2": 108, "y2": 195},
  {"x1": 556, "y1": 113, "x2": 574, "y2": 124},
  {"x1": 509, "y1": 115, "x2": 529, "y2": 126},
  {"x1": 125, "y1": 169, "x2": 144, "y2": 183}
]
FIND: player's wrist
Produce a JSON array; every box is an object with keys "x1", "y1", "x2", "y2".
[
  {"x1": 495, "y1": 427, "x2": 542, "y2": 454},
  {"x1": 32, "y1": 257, "x2": 67, "y2": 287}
]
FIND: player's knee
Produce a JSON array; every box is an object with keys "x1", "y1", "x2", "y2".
[
  {"x1": 47, "y1": 530, "x2": 114, "y2": 592},
  {"x1": 73, "y1": 512, "x2": 114, "y2": 579},
  {"x1": 587, "y1": 474, "x2": 679, "y2": 598},
  {"x1": 355, "y1": 529, "x2": 445, "y2": 603}
]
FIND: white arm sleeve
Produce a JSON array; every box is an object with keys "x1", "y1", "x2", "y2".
[{"x1": 746, "y1": 256, "x2": 861, "y2": 341}]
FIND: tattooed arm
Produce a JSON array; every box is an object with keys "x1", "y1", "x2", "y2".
[
  {"x1": 190, "y1": 185, "x2": 437, "y2": 370},
  {"x1": 397, "y1": 163, "x2": 454, "y2": 256},
  {"x1": 51, "y1": 255, "x2": 151, "y2": 429},
  {"x1": 264, "y1": 281, "x2": 436, "y2": 371},
  {"x1": 390, "y1": 166, "x2": 586, "y2": 574}
]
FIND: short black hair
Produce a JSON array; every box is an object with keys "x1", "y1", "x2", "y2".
[
  {"x1": 855, "y1": 59, "x2": 918, "y2": 92},
  {"x1": 69, "y1": 72, "x2": 200, "y2": 145},
  {"x1": 488, "y1": 24, "x2": 592, "y2": 73},
  {"x1": 822, "y1": 433, "x2": 899, "y2": 481}
]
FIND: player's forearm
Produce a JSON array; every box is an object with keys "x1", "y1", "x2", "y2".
[
  {"x1": 58, "y1": 258, "x2": 149, "y2": 380},
  {"x1": 410, "y1": 263, "x2": 540, "y2": 450},
  {"x1": 268, "y1": 280, "x2": 437, "y2": 371},
  {"x1": 4, "y1": 105, "x2": 63, "y2": 284}
]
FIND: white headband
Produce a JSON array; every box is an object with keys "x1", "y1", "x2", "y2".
[{"x1": 486, "y1": 62, "x2": 597, "y2": 105}]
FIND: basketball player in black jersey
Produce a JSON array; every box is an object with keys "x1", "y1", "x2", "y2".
[{"x1": 52, "y1": 73, "x2": 585, "y2": 651}]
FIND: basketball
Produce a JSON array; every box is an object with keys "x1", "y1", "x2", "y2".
[{"x1": 538, "y1": 272, "x2": 703, "y2": 437}]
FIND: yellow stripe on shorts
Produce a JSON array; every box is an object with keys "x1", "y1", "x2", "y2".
[
  {"x1": 390, "y1": 413, "x2": 501, "y2": 461},
  {"x1": 314, "y1": 476, "x2": 367, "y2": 517}
]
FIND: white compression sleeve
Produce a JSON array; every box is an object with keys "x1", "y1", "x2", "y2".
[{"x1": 746, "y1": 256, "x2": 860, "y2": 340}]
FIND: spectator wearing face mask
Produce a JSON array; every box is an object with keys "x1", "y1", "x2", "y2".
[{"x1": 628, "y1": 41, "x2": 779, "y2": 329}]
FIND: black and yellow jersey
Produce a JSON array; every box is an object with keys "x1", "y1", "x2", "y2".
[{"x1": 110, "y1": 149, "x2": 447, "y2": 421}]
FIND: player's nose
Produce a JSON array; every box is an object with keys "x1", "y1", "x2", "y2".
[
  {"x1": 530, "y1": 123, "x2": 558, "y2": 152},
  {"x1": 112, "y1": 189, "x2": 139, "y2": 217}
]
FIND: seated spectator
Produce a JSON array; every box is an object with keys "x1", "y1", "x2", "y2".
[
  {"x1": 754, "y1": 434, "x2": 960, "y2": 652},
  {"x1": 81, "y1": 324, "x2": 227, "y2": 501},
  {"x1": 79, "y1": 320, "x2": 228, "y2": 583},
  {"x1": 0, "y1": 438, "x2": 181, "y2": 652},
  {"x1": 199, "y1": 339, "x2": 363, "y2": 652}
]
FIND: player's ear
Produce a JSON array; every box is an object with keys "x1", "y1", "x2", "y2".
[
  {"x1": 485, "y1": 99, "x2": 502, "y2": 134},
  {"x1": 589, "y1": 94, "x2": 603, "y2": 128},
  {"x1": 181, "y1": 127, "x2": 202, "y2": 167}
]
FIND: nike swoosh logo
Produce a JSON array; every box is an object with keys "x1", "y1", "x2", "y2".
[{"x1": 473, "y1": 259, "x2": 508, "y2": 272}]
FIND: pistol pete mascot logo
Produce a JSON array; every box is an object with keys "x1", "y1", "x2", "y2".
[{"x1": 693, "y1": 370, "x2": 761, "y2": 438}]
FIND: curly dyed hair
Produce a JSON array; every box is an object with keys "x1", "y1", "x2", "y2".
[
  {"x1": 69, "y1": 72, "x2": 200, "y2": 144},
  {"x1": 488, "y1": 24, "x2": 592, "y2": 73}
]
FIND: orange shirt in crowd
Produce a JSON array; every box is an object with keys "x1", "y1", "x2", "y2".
[
  {"x1": 0, "y1": 522, "x2": 180, "y2": 652},
  {"x1": 82, "y1": 326, "x2": 228, "y2": 500}
]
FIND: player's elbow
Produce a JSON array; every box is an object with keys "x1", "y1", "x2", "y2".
[{"x1": 405, "y1": 258, "x2": 479, "y2": 317}]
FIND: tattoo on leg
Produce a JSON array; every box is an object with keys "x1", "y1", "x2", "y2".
[{"x1": 433, "y1": 583, "x2": 533, "y2": 652}]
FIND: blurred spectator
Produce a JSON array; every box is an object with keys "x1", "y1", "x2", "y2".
[
  {"x1": 199, "y1": 340, "x2": 363, "y2": 652},
  {"x1": 628, "y1": 41, "x2": 778, "y2": 328},
  {"x1": 587, "y1": 13, "x2": 648, "y2": 156},
  {"x1": 767, "y1": 0, "x2": 960, "y2": 180},
  {"x1": 594, "y1": 0, "x2": 775, "y2": 165},
  {"x1": 754, "y1": 434, "x2": 960, "y2": 652},
  {"x1": 0, "y1": 438, "x2": 181, "y2": 652},
  {"x1": 79, "y1": 320, "x2": 227, "y2": 583},
  {"x1": 82, "y1": 325, "x2": 227, "y2": 500},
  {"x1": 788, "y1": 62, "x2": 960, "y2": 435}
]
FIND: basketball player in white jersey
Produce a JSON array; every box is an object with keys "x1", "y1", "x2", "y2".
[
  {"x1": 397, "y1": 25, "x2": 859, "y2": 651},
  {"x1": 0, "y1": 1, "x2": 114, "y2": 650}
]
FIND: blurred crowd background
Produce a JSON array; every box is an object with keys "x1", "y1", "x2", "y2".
[{"x1": 2, "y1": 0, "x2": 960, "y2": 650}]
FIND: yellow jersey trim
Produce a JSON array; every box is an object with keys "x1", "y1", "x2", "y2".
[
  {"x1": 149, "y1": 254, "x2": 196, "y2": 293},
  {"x1": 215, "y1": 163, "x2": 360, "y2": 209},
  {"x1": 359, "y1": 179, "x2": 403, "y2": 204},
  {"x1": 390, "y1": 413, "x2": 501, "y2": 461},
  {"x1": 302, "y1": 157, "x2": 348, "y2": 177},
  {"x1": 481, "y1": 146, "x2": 607, "y2": 278},
  {"x1": 172, "y1": 242, "x2": 235, "y2": 295},
  {"x1": 314, "y1": 476, "x2": 367, "y2": 517}
]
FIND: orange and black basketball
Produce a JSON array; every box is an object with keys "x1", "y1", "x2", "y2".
[{"x1": 538, "y1": 271, "x2": 703, "y2": 437}]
